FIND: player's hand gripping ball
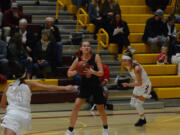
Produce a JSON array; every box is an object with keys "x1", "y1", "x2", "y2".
[{"x1": 76, "y1": 61, "x2": 90, "y2": 75}]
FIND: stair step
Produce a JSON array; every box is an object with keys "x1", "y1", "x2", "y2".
[
  {"x1": 17, "y1": 1, "x2": 56, "y2": 6},
  {"x1": 122, "y1": 14, "x2": 169, "y2": 24},
  {"x1": 121, "y1": 5, "x2": 173, "y2": 14},
  {"x1": 143, "y1": 65, "x2": 177, "y2": 75},
  {"x1": 129, "y1": 24, "x2": 180, "y2": 33},
  {"x1": 32, "y1": 15, "x2": 74, "y2": 21},
  {"x1": 150, "y1": 76, "x2": 180, "y2": 87},
  {"x1": 133, "y1": 54, "x2": 158, "y2": 64},
  {"x1": 154, "y1": 87, "x2": 180, "y2": 99}
]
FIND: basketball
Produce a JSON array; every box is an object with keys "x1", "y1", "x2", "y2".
[{"x1": 76, "y1": 61, "x2": 90, "y2": 75}]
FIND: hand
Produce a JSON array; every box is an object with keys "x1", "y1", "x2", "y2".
[
  {"x1": 108, "y1": 12, "x2": 114, "y2": 16},
  {"x1": 26, "y1": 46, "x2": 32, "y2": 52},
  {"x1": 27, "y1": 57, "x2": 33, "y2": 62},
  {"x1": 84, "y1": 68, "x2": 95, "y2": 78},
  {"x1": 154, "y1": 37, "x2": 158, "y2": 43},
  {"x1": 22, "y1": 39, "x2": 26, "y2": 44},
  {"x1": 167, "y1": 36, "x2": 170, "y2": 42},
  {"x1": 97, "y1": 17, "x2": 102, "y2": 20},
  {"x1": 64, "y1": 85, "x2": 75, "y2": 91},
  {"x1": 122, "y1": 83, "x2": 129, "y2": 87},
  {"x1": 50, "y1": 26, "x2": 55, "y2": 31}
]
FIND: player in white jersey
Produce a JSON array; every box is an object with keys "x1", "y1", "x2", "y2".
[
  {"x1": 121, "y1": 50, "x2": 152, "y2": 127},
  {"x1": 0, "y1": 62, "x2": 75, "y2": 135}
]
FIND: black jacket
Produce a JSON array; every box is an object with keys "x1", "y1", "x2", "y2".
[
  {"x1": 33, "y1": 40, "x2": 58, "y2": 63},
  {"x1": 108, "y1": 20, "x2": 130, "y2": 45},
  {"x1": 142, "y1": 17, "x2": 168, "y2": 43}
]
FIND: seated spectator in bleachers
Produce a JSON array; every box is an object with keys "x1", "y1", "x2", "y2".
[
  {"x1": 108, "y1": 13, "x2": 130, "y2": 54},
  {"x1": 33, "y1": 29, "x2": 58, "y2": 78},
  {"x1": 40, "y1": 17, "x2": 62, "y2": 64},
  {"x1": 88, "y1": 0, "x2": 103, "y2": 39},
  {"x1": 157, "y1": 46, "x2": 168, "y2": 64},
  {"x1": 142, "y1": 9, "x2": 169, "y2": 52},
  {"x1": 101, "y1": 0, "x2": 121, "y2": 30},
  {"x1": 169, "y1": 31, "x2": 180, "y2": 64},
  {"x1": 7, "y1": 33, "x2": 33, "y2": 79},
  {"x1": 2, "y1": 2, "x2": 24, "y2": 42},
  {"x1": 167, "y1": 16, "x2": 176, "y2": 39},
  {"x1": 12, "y1": 18, "x2": 35, "y2": 57},
  {"x1": 146, "y1": 0, "x2": 169, "y2": 12},
  {"x1": 0, "y1": 40, "x2": 8, "y2": 78}
]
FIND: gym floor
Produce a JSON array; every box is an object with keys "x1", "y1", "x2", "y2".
[{"x1": 8, "y1": 106, "x2": 179, "y2": 135}]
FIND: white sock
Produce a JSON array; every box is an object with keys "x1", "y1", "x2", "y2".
[{"x1": 135, "y1": 102, "x2": 145, "y2": 119}]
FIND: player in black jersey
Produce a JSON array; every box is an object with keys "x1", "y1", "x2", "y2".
[{"x1": 65, "y1": 41, "x2": 109, "y2": 135}]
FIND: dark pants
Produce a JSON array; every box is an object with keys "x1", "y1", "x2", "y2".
[
  {"x1": 110, "y1": 34, "x2": 130, "y2": 53},
  {"x1": 0, "y1": 58, "x2": 8, "y2": 77}
]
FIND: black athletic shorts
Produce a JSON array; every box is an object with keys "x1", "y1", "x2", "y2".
[{"x1": 78, "y1": 80, "x2": 104, "y2": 105}]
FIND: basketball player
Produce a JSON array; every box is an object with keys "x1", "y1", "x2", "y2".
[
  {"x1": 0, "y1": 62, "x2": 75, "y2": 135},
  {"x1": 122, "y1": 50, "x2": 152, "y2": 126},
  {"x1": 65, "y1": 41, "x2": 108, "y2": 135}
]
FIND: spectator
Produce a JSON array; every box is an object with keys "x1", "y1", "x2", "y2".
[
  {"x1": 0, "y1": 40, "x2": 8, "y2": 78},
  {"x1": 33, "y1": 29, "x2": 58, "y2": 78},
  {"x1": 12, "y1": 18, "x2": 35, "y2": 57},
  {"x1": 167, "y1": 16, "x2": 176, "y2": 39},
  {"x1": 108, "y1": 13, "x2": 130, "y2": 54},
  {"x1": 2, "y1": 2, "x2": 24, "y2": 41},
  {"x1": 101, "y1": 0, "x2": 121, "y2": 29},
  {"x1": 142, "y1": 9, "x2": 169, "y2": 52},
  {"x1": 170, "y1": 31, "x2": 180, "y2": 64},
  {"x1": 7, "y1": 33, "x2": 33, "y2": 79},
  {"x1": 88, "y1": 0, "x2": 103, "y2": 39},
  {"x1": 146, "y1": 0, "x2": 169, "y2": 12},
  {"x1": 157, "y1": 46, "x2": 168, "y2": 64},
  {"x1": 40, "y1": 17, "x2": 62, "y2": 64}
]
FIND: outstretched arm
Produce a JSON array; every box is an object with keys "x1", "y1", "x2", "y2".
[{"x1": 26, "y1": 81, "x2": 75, "y2": 92}]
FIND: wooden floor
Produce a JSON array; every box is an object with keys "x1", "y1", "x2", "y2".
[{"x1": 1, "y1": 107, "x2": 178, "y2": 135}]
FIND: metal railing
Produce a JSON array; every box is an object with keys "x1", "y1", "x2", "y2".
[
  {"x1": 76, "y1": 8, "x2": 89, "y2": 32},
  {"x1": 55, "y1": 0, "x2": 65, "y2": 22},
  {"x1": 97, "y1": 28, "x2": 109, "y2": 54}
]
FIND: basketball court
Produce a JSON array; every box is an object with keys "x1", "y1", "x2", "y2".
[{"x1": 3, "y1": 106, "x2": 178, "y2": 135}]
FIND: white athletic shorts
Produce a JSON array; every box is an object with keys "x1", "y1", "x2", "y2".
[
  {"x1": 133, "y1": 83, "x2": 152, "y2": 99},
  {"x1": 1, "y1": 109, "x2": 32, "y2": 135}
]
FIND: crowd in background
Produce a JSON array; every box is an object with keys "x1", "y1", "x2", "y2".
[
  {"x1": 0, "y1": 0, "x2": 62, "y2": 79},
  {"x1": 0, "y1": 0, "x2": 180, "y2": 79}
]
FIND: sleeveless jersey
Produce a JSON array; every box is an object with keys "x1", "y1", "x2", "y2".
[{"x1": 6, "y1": 79, "x2": 31, "y2": 112}]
